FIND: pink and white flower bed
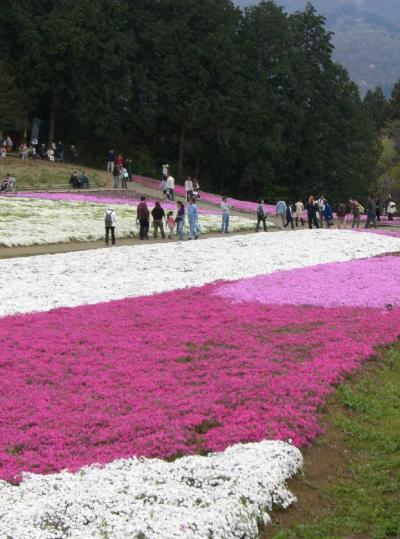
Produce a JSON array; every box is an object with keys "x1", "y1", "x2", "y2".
[{"x1": 1, "y1": 229, "x2": 400, "y2": 537}]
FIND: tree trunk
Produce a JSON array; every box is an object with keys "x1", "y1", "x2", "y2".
[
  {"x1": 48, "y1": 93, "x2": 57, "y2": 143},
  {"x1": 177, "y1": 122, "x2": 186, "y2": 182}
]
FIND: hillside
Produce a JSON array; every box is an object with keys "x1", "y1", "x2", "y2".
[{"x1": 236, "y1": 0, "x2": 400, "y2": 95}]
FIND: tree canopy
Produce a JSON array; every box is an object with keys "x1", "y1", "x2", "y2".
[{"x1": 0, "y1": 0, "x2": 385, "y2": 202}]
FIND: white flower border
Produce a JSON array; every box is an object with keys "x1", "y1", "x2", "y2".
[
  {"x1": 0, "y1": 197, "x2": 261, "y2": 247},
  {"x1": 0, "y1": 229, "x2": 399, "y2": 317},
  {"x1": 0, "y1": 441, "x2": 302, "y2": 539}
]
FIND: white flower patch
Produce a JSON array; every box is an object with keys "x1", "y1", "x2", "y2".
[
  {"x1": 0, "y1": 229, "x2": 399, "y2": 316},
  {"x1": 0, "y1": 197, "x2": 258, "y2": 247},
  {"x1": 0, "y1": 441, "x2": 302, "y2": 539}
]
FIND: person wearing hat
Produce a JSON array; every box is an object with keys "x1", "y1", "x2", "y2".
[{"x1": 104, "y1": 207, "x2": 117, "y2": 245}]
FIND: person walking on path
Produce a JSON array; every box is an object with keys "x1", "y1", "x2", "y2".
[
  {"x1": 151, "y1": 201, "x2": 166, "y2": 239},
  {"x1": 137, "y1": 196, "x2": 150, "y2": 240},
  {"x1": 276, "y1": 200, "x2": 287, "y2": 230},
  {"x1": 107, "y1": 150, "x2": 115, "y2": 172},
  {"x1": 307, "y1": 196, "x2": 319, "y2": 229},
  {"x1": 104, "y1": 208, "x2": 117, "y2": 245},
  {"x1": 386, "y1": 193, "x2": 395, "y2": 220},
  {"x1": 387, "y1": 199, "x2": 397, "y2": 221},
  {"x1": 365, "y1": 196, "x2": 378, "y2": 229},
  {"x1": 350, "y1": 199, "x2": 361, "y2": 228},
  {"x1": 185, "y1": 176, "x2": 194, "y2": 202},
  {"x1": 166, "y1": 174, "x2": 175, "y2": 201},
  {"x1": 284, "y1": 202, "x2": 294, "y2": 230},
  {"x1": 176, "y1": 201, "x2": 185, "y2": 240},
  {"x1": 166, "y1": 211, "x2": 175, "y2": 238},
  {"x1": 256, "y1": 200, "x2": 267, "y2": 232},
  {"x1": 337, "y1": 201, "x2": 347, "y2": 229},
  {"x1": 323, "y1": 200, "x2": 334, "y2": 228},
  {"x1": 317, "y1": 196, "x2": 326, "y2": 227},
  {"x1": 188, "y1": 198, "x2": 200, "y2": 239},
  {"x1": 294, "y1": 200, "x2": 304, "y2": 227},
  {"x1": 376, "y1": 198, "x2": 381, "y2": 222},
  {"x1": 220, "y1": 197, "x2": 231, "y2": 233}
]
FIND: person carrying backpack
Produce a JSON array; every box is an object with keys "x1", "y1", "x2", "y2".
[
  {"x1": 256, "y1": 200, "x2": 267, "y2": 232},
  {"x1": 105, "y1": 208, "x2": 117, "y2": 245}
]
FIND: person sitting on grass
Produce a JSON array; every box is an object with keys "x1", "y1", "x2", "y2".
[
  {"x1": 69, "y1": 171, "x2": 80, "y2": 189},
  {"x1": 79, "y1": 171, "x2": 90, "y2": 189},
  {"x1": 0, "y1": 173, "x2": 16, "y2": 192}
]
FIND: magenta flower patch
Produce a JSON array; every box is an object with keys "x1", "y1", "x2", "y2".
[
  {"x1": 215, "y1": 256, "x2": 400, "y2": 309},
  {"x1": 1, "y1": 282, "x2": 399, "y2": 482}
]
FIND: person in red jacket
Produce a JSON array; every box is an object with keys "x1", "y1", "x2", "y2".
[
  {"x1": 115, "y1": 153, "x2": 124, "y2": 166},
  {"x1": 136, "y1": 196, "x2": 150, "y2": 240}
]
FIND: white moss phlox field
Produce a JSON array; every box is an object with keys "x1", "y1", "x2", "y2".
[
  {"x1": 0, "y1": 442, "x2": 302, "y2": 539},
  {"x1": 0, "y1": 230, "x2": 399, "y2": 316},
  {"x1": 0, "y1": 197, "x2": 259, "y2": 246}
]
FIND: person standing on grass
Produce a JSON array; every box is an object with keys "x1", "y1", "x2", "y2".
[
  {"x1": 113, "y1": 164, "x2": 120, "y2": 189},
  {"x1": 256, "y1": 200, "x2": 267, "y2": 232},
  {"x1": 121, "y1": 166, "x2": 128, "y2": 189},
  {"x1": 104, "y1": 208, "x2": 117, "y2": 245},
  {"x1": 124, "y1": 158, "x2": 133, "y2": 181},
  {"x1": 323, "y1": 200, "x2": 334, "y2": 228},
  {"x1": 136, "y1": 196, "x2": 150, "y2": 240},
  {"x1": 151, "y1": 201, "x2": 166, "y2": 239},
  {"x1": 107, "y1": 150, "x2": 115, "y2": 172},
  {"x1": 276, "y1": 199, "x2": 287, "y2": 230},
  {"x1": 365, "y1": 196, "x2": 377, "y2": 229},
  {"x1": 176, "y1": 200, "x2": 185, "y2": 240},
  {"x1": 220, "y1": 197, "x2": 231, "y2": 233},
  {"x1": 307, "y1": 196, "x2": 319, "y2": 229},
  {"x1": 188, "y1": 197, "x2": 200, "y2": 239},
  {"x1": 294, "y1": 200, "x2": 304, "y2": 227}
]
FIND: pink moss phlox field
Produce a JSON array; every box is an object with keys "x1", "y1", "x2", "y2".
[
  {"x1": 355, "y1": 228, "x2": 400, "y2": 239},
  {"x1": 134, "y1": 174, "x2": 275, "y2": 213},
  {"x1": 1, "y1": 283, "x2": 400, "y2": 482},
  {"x1": 215, "y1": 256, "x2": 400, "y2": 309}
]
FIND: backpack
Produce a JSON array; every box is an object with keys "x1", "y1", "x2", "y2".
[{"x1": 105, "y1": 211, "x2": 113, "y2": 227}]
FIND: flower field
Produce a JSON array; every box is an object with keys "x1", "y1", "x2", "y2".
[
  {"x1": 1, "y1": 229, "x2": 400, "y2": 537},
  {"x1": 0, "y1": 196, "x2": 258, "y2": 246}
]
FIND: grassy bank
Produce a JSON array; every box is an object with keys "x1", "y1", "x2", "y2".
[
  {"x1": 266, "y1": 346, "x2": 400, "y2": 539},
  {"x1": 0, "y1": 156, "x2": 107, "y2": 189}
]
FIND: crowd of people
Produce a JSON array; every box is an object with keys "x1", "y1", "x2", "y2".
[
  {"x1": 0, "y1": 135, "x2": 79, "y2": 163},
  {"x1": 264, "y1": 194, "x2": 398, "y2": 231},
  {"x1": 107, "y1": 150, "x2": 133, "y2": 189},
  {"x1": 104, "y1": 196, "x2": 201, "y2": 245}
]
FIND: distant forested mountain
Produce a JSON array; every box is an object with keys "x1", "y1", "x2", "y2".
[{"x1": 236, "y1": 0, "x2": 400, "y2": 95}]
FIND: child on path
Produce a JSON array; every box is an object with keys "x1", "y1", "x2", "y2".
[{"x1": 166, "y1": 211, "x2": 175, "y2": 238}]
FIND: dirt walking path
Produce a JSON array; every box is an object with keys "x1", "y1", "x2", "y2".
[{"x1": 0, "y1": 229, "x2": 271, "y2": 260}]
